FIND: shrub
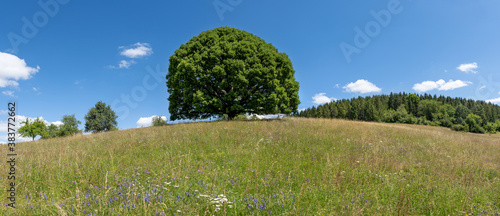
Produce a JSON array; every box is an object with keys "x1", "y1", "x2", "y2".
[
  {"x1": 451, "y1": 124, "x2": 467, "y2": 132},
  {"x1": 484, "y1": 122, "x2": 498, "y2": 134},
  {"x1": 152, "y1": 116, "x2": 168, "y2": 126},
  {"x1": 465, "y1": 113, "x2": 485, "y2": 134}
]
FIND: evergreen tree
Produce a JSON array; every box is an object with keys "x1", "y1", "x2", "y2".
[
  {"x1": 294, "y1": 93, "x2": 500, "y2": 134},
  {"x1": 84, "y1": 101, "x2": 118, "y2": 133}
]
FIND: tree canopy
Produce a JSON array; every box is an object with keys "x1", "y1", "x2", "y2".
[
  {"x1": 59, "y1": 114, "x2": 82, "y2": 137},
  {"x1": 84, "y1": 101, "x2": 118, "y2": 133},
  {"x1": 43, "y1": 124, "x2": 60, "y2": 139},
  {"x1": 166, "y1": 27, "x2": 300, "y2": 120},
  {"x1": 19, "y1": 117, "x2": 47, "y2": 141}
]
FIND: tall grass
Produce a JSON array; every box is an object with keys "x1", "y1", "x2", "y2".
[{"x1": 1, "y1": 118, "x2": 499, "y2": 215}]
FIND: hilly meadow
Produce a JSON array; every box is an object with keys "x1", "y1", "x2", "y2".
[
  {"x1": 1, "y1": 118, "x2": 499, "y2": 215},
  {"x1": 2, "y1": 1, "x2": 500, "y2": 215}
]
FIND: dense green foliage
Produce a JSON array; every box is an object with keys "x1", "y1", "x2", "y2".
[
  {"x1": 18, "y1": 117, "x2": 47, "y2": 141},
  {"x1": 167, "y1": 27, "x2": 300, "y2": 120},
  {"x1": 59, "y1": 114, "x2": 82, "y2": 136},
  {"x1": 43, "y1": 123, "x2": 61, "y2": 139},
  {"x1": 84, "y1": 101, "x2": 118, "y2": 133},
  {"x1": 152, "y1": 115, "x2": 168, "y2": 126},
  {"x1": 296, "y1": 93, "x2": 500, "y2": 133},
  {"x1": 42, "y1": 114, "x2": 82, "y2": 139}
]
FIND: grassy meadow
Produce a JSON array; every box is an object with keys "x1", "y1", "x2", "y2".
[{"x1": 1, "y1": 117, "x2": 499, "y2": 215}]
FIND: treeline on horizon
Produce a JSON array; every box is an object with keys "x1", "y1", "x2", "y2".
[{"x1": 295, "y1": 92, "x2": 500, "y2": 134}]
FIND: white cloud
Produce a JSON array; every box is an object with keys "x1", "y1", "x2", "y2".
[
  {"x1": 2, "y1": 91, "x2": 14, "y2": 97},
  {"x1": 0, "y1": 110, "x2": 8, "y2": 116},
  {"x1": 479, "y1": 85, "x2": 486, "y2": 90},
  {"x1": 412, "y1": 79, "x2": 472, "y2": 92},
  {"x1": 312, "y1": 93, "x2": 337, "y2": 105},
  {"x1": 486, "y1": 97, "x2": 500, "y2": 104},
  {"x1": 136, "y1": 115, "x2": 167, "y2": 128},
  {"x1": 120, "y1": 42, "x2": 153, "y2": 58},
  {"x1": 108, "y1": 60, "x2": 136, "y2": 69},
  {"x1": 457, "y1": 62, "x2": 478, "y2": 74},
  {"x1": 33, "y1": 87, "x2": 38, "y2": 91},
  {"x1": 108, "y1": 43, "x2": 151, "y2": 69},
  {"x1": 412, "y1": 80, "x2": 442, "y2": 92},
  {"x1": 50, "y1": 121, "x2": 63, "y2": 126},
  {"x1": 0, "y1": 52, "x2": 39, "y2": 88},
  {"x1": 119, "y1": 60, "x2": 135, "y2": 69},
  {"x1": 343, "y1": 79, "x2": 382, "y2": 94},
  {"x1": 438, "y1": 80, "x2": 472, "y2": 91}
]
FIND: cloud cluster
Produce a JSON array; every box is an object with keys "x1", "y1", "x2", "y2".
[
  {"x1": 312, "y1": 93, "x2": 337, "y2": 105},
  {"x1": 412, "y1": 79, "x2": 471, "y2": 92},
  {"x1": 486, "y1": 97, "x2": 500, "y2": 104},
  {"x1": 136, "y1": 115, "x2": 167, "y2": 128},
  {"x1": 110, "y1": 43, "x2": 153, "y2": 69},
  {"x1": 343, "y1": 79, "x2": 382, "y2": 94},
  {"x1": 457, "y1": 62, "x2": 478, "y2": 74},
  {"x1": 0, "y1": 52, "x2": 39, "y2": 88}
]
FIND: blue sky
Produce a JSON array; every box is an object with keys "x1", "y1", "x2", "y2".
[{"x1": 1, "y1": 0, "x2": 500, "y2": 142}]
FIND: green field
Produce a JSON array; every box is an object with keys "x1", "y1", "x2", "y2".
[{"x1": 1, "y1": 118, "x2": 499, "y2": 215}]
